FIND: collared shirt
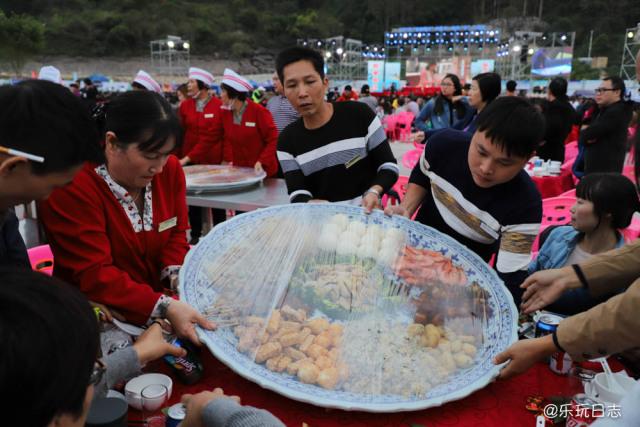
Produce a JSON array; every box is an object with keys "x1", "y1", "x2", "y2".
[
  {"x1": 95, "y1": 165, "x2": 153, "y2": 233},
  {"x1": 196, "y1": 94, "x2": 213, "y2": 112}
]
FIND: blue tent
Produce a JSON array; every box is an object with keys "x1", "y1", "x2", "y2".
[{"x1": 87, "y1": 73, "x2": 110, "y2": 83}]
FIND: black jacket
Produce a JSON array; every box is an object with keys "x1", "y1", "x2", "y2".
[
  {"x1": 580, "y1": 100, "x2": 633, "y2": 175},
  {"x1": 0, "y1": 209, "x2": 30, "y2": 269},
  {"x1": 538, "y1": 98, "x2": 576, "y2": 162}
]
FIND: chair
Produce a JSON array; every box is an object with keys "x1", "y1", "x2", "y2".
[
  {"x1": 401, "y1": 149, "x2": 422, "y2": 170},
  {"x1": 395, "y1": 112, "x2": 415, "y2": 142},
  {"x1": 531, "y1": 196, "x2": 575, "y2": 253},
  {"x1": 382, "y1": 115, "x2": 398, "y2": 141},
  {"x1": 382, "y1": 175, "x2": 409, "y2": 207},
  {"x1": 622, "y1": 164, "x2": 636, "y2": 183},
  {"x1": 558, "y1": 188, "x2": 576, "y2": 198},
  {"x1": 622, "y1": 212, "x2": 640, "y2": 243},
  {"x1": 27, "y1": 244, "x2": 54, "y2": 276}
]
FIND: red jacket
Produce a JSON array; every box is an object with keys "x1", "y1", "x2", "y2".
[
  {"x1": 178, "y1": 96, "x2": 223, "y2": 163},
  {"x1": 190, "y1": 101, "x2": 279, "y2": 177},
  {"x1": 38, "y1": 156, "x2": 190, "y2": 325}
]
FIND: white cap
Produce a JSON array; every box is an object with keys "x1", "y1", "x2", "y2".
[
  {"x1": 38, "y1": 66, "x2": 62, "y2": 84},
  {"x1": 188, "y1": 67, "x2": 214, "y2": 87},
  {"x1": 221, "y1": 68, "x2": 252, "y2": 93},
  {"x1": 133, "y1": 70, "x2": 162, "y2": 93}
]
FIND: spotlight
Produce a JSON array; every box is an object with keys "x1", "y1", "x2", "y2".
[
  {"x1": 325, "y1": 51, "x2": 331, "y2": 59},
  {"x1": 167, "y1": 40, "x2": 175, "y2": 48},
  {"x1": 336, "y1": 47, "x2": 344, "y2": 55},
  {"x1": 560, "y1": 34, "x2": 567, "y2": 41},
  {"x1": 628, "y1": 31, "x2": 635, "y2": 39},
  {"x1": 512, "y1": 45, "x2": 522, "y2": 52},
  {"x1": 373, "y1": 46, "x2": 378, "y2": 52},
  {"x1": 528, "y1": 48, "x2": 534, "y2": 55},
  {"x1": 183, "y1": 42, "x2": 190, "y2": 49}
]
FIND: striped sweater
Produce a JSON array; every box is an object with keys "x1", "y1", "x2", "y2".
[{"x1": 277, "y1": 101, "x2": 399, "y2": 203}]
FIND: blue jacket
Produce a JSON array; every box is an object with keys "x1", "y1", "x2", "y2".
[
  {"x1": 414, "y1": 97, "x2": 471, "y2": 135},
  {"x1": 528, "y1": 226, "x2": 625, "y2": 275}
]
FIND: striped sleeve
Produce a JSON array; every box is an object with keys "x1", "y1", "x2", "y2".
[
  {"x1": 497, "y1": 222, "x2": 541, "y2": 273},
  {"x1": 277, "y1": 135, "x2": 312, "y2": 203},
  {"x1": 366, "y1": 115, "x2": 399, "y2": 192}
]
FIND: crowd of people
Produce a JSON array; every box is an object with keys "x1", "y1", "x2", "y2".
[{"x1": 1, "y1": 45, "x2": 640, "y2": 426}]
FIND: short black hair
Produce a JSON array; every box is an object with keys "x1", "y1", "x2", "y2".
[
  {"x1": 0, "y1": 268, "x2": 99, "y2": 426},
  {"x1": 196, "y1": 79, "x2": 208, "y2": 91},
  {"x1": 603, "y1": 76, "x2": 626, "y2": 100},
  {"x1": 475, "y1": 97, "x2": 545, "y2": 159},
  {"x1": 361, "y1": 84, "x2": 370, "y2": 95},
  {"x1": 98, "y1": 90, "x2": 183, "y2": 154},
  {"x1": 506, "y1": 80, "x2": 517, "y2": 92},
  {"x1": 473, "y1": 72, "x2": 501, "y2": 104},
  {"x1": 221, "y1": 83, "x2": 248, "y2": 102},
  {"x1": 576, "y1": 173, "x2": 640, "y2": 229},
  {"x1": 0, "y1": 80, "x2": 102, "y2": 175},
  {"x1": 131, "y1": 81, "x2": 147, "y2": 91},
  {"x1": 345, "y1": 85, "x2": 352, "y2": 91},
  {"x1": 548, "y1": 77, "x2": 568, "y2": 99},
  {"x1": 276, "y1": 46, "x2": 325, "y2": 84}
]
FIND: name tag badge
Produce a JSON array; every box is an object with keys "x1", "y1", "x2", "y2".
[
  {"x1": 245, "y1": 122, "x2": 256, "y2": 127},
  {"x1": 344, "y1": 154, "x2": 363, "y2": 169},
  {"x1": 158, "y1": 217, "x2": 177, "y2": 232},
  {"x1": 204, "y1": 113, "x2": 214, "y2": 118}
]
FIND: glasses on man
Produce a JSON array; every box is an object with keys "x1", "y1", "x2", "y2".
[
  {"x1": 89, "y1": 359, "x2": 106, "y2": 385},
  {"x1": 594, "y1": 88, "x2": 616, "y2": 94}
]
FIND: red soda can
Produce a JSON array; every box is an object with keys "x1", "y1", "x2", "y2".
[
  {"x1": 566, "y1": 393, "x2": 601, "y2": 426},
  {"x1": 549, "y1": 351, "x2": 572, "y2": 375}
]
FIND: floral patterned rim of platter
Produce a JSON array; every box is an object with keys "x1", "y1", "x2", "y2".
[
  {"x1": 184, "y1": 165, "x2": 266, "y2": 193},
  {"x1": 179, "y1": 204, "x2": 518, "y2": 412}
]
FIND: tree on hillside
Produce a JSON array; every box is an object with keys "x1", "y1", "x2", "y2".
[{"x1": 0, "y1": 11, "x2": 45, "y2": 76}]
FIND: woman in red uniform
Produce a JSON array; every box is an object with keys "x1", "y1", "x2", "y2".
[
  {"x1": 39, "y1": 91, "x2": 214, "y2": 344},
  {"x1": 185, "y1": 69, "x2": 279, "y2": 177},
  {"x1": 178, "y1": 67, "x2": 224, "y2": 243}
]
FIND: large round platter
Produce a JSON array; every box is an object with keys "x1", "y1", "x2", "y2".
[
  {"x1": 184, "y1": 164, "x2": 266, "y2": 193},
  {"x1": 179, "y1": 204, "x2": 517, "y2": 412}
]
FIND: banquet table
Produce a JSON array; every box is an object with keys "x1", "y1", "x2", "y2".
[
  {"x1": 130, "y1": 350, "x2": 586, "y2": 427},
  {"x1": 186, "y1": 178, "x2": 289, "y2": 211},
  {"x1": 531, "y1": 168, "x2": 575, "y2": 199}
]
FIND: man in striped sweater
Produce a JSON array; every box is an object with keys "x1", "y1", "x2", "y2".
[{"x1": 275, "y1": 47, "x2": 399, "y2": 212}]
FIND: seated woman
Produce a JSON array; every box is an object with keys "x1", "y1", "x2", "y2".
[
  {"x1": 414, "y1": 74, "x2": 471, "y2": 139},
  {"x1": 183, "y1": 69, "x2": 279, "y2": 177},
  {"x1": 39, "y1": 90, "x2": 214, "y2": 343},
  {"x1": 528, "y1": 173, "x2": 640, "y2": 315}
]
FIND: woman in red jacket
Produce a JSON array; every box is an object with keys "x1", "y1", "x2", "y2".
[
  {"x1": 184, "y1": 69, "x2": 279, "y2": 177},
  {"x1": 39, "y1": 91, "x2": 214, "y2": 344}
]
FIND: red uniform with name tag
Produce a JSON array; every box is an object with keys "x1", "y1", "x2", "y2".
[
  {"x1": 178, "y1": 96, "x2": 223, "y2": 163},
  {"x1": 38, "y1": 156, "x2": 190, "y2": 325},
  {"x1": 189, "y1": 101, "x2": 279, "y2": 176}
]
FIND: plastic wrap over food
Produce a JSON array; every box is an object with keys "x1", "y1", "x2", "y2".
[
  {"x1": 184, "y1": 165, "x2": 266, "y2": 192},
  {"x1": 179, "y1": 204, "x2": 518, "y2": 412}
]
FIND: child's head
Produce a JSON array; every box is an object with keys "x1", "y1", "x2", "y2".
[{"x1": 572, "y1": 173, "x2": 640, "y2": 232}]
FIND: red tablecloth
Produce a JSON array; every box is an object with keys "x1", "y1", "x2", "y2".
[
  {"x1": 131, "y1": 350, "x2": 584, "y2": 427},
  {"x1": 531, "y1": 169, "x2": 575, "y2": 199}
]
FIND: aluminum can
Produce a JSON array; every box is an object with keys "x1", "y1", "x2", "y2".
[
  {"x1": 165, "y1": 403, "x2": 186, "y2": 427},
  {"x1": 566, "y1": 393, "x2": 599, "y2": 426},
  {"x1": 535, "y1": 313, "x2": 563, "y2": 337}
]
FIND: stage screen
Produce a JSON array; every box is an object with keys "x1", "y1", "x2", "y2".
[
  {"x1": 531, "y1": 47, "x2": 573, "y2": 77},
  {"x1": 405, "y1": 56, "x2": 471, "y2": 87},
  {"x1": 470, "y1": 59, "x2": 495, "y2": 75}
]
